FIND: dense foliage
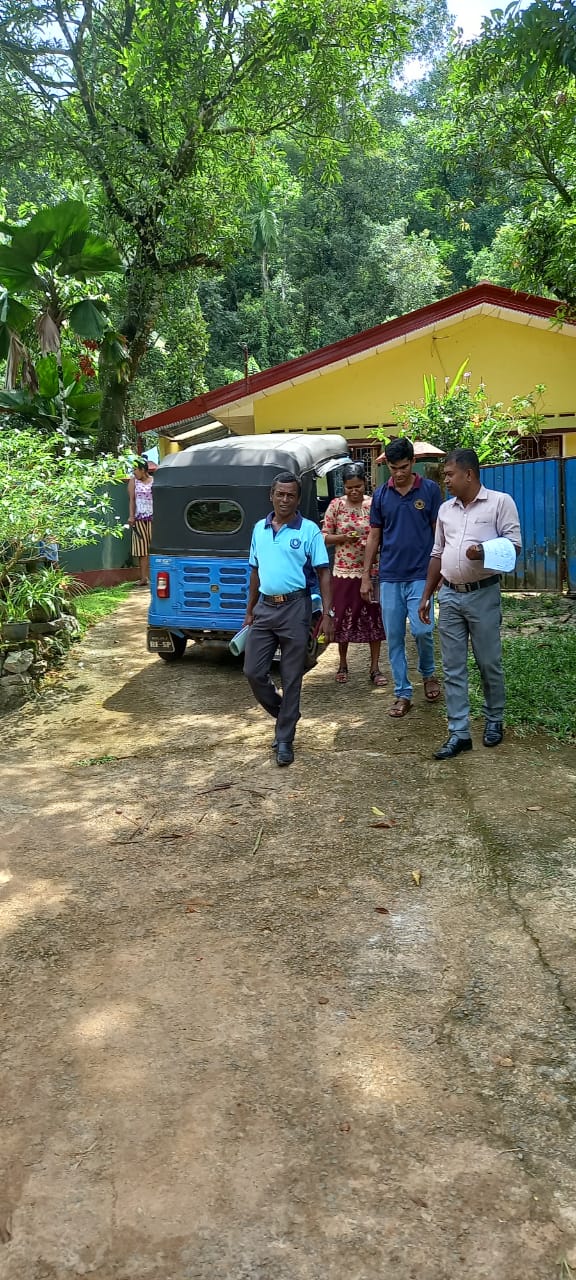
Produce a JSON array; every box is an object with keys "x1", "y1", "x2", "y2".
[
  {"x1": 0, "y1": 428, "x2": 127, "y2": 586},
  {"x1": 0, "y1": 0, "x2": 447, "y2": 448},
  {"x1": 0, "y1": 200, "x2": 127, "y2": 442},
  {"x1": 0, "y1": 0, "x2": 573, "y2": 439},
  {"x1": 376, "y1": 370, "x2": 546, "y2": 462}
]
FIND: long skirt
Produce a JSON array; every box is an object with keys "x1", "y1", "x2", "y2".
[
  {"x1": 132, "y1": 518, "x2": 152, "y2": 558},
  {"x1": 333, "y1": 575, "x2": 385, "y2": 644}
]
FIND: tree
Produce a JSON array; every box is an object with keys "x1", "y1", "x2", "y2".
[
  {"x1": 467, "y1": 217, "x2": 526, "y2": 289},
  {"x1": 365, "y1": 218, "x2": 448, "y2": 315},
  {"x1": 129, "y1": 280, "x2": 209, "y2": 419},
  {"x1": 0, "y1": 0, "x2": 426, "y2": 450},
  {"x1": 0, "y1": 200, "x2": 127, "y2": 440},
  {"x1": 199, "y1": 120, "x2": 454, "y2": 380},
  {"x1": 249, "y1": 182, "x2": 282, "y2": 293},
  {"x1": 0, "y1": 427, "x2": 127, "y2": 586},
  {"x1": 195, "y1": 64, "x2": 515, "y2": 390},
  {"x1": 439, "y1": 0, "x2": 576, "y2": 303},
  {"x1": 492, "y1": 0, "x2": 576, "y2": 78}
]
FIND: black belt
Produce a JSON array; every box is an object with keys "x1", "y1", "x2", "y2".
[
  {"x1": 443, "y1": 575, "x2": 500, "y2": 594},
  {"x1": 261, "y1": 588, "x2": 308, "y2": 606}
]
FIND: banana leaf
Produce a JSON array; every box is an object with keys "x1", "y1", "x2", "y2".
[
  {"x1": 0, "y1": 388, "x2": 56, "y2": 423},
  {"x1": 17, "y1": 200, "x2": 90, "y2": 250}
]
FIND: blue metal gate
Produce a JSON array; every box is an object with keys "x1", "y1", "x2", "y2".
[
  {"x1": 480, "y1": 459, "x2": 562, "y2": 591},
  {"x1": 565, "y1": 457, "x2": 576, "y2": 596}
]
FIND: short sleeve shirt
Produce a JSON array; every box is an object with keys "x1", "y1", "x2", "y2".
[
  {"x1": 370, "y1": 475, "x2": 442, "y2": 583},
  {"x1": 432, "y1": 486, "x2": 522, "y2": 584},
  {"x1": 249, "y1": 512, "x2": 329, "y2": 596},
  {"x1": 322, "y1": 496, "x2": 373, "y2": 577}
]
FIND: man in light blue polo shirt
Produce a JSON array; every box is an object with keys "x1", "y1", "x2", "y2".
[{"x1": 243, "y1": 471, "x2": 334, "y2": 766}]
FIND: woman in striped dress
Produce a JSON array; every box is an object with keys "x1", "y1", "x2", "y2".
[{"x1": 128, "y1": 459, "x2": 154, "y2": 585}]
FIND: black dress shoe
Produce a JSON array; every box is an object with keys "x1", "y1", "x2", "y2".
[
  {"x1": 271, "y1": 736, "x2": 278, "y2": 750},
  {"x1": 483, "y1": 720, "x2": 504, "y2": 747},
  {"x1": 433, "y1": 734, "x2": 473, "y2": 760},
  {"x1": 276, "y1": 741, "x2": 294, "y2": 766}
]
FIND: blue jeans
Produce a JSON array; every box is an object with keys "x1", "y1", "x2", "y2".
[{"x1": 380, "y1": 580, "x2": 435, "y2": 701}]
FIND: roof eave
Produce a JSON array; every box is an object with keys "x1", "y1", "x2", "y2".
[{"x1": 135, "y1": 284, "x2": 566, "y2": 433}]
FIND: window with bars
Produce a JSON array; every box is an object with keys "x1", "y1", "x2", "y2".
[
  {"x1": 517, "y1": 434, "x2": 563, "y2": 460},
  {"x1": 332, "y1": 443, "x2": 380, "y2": 495}
]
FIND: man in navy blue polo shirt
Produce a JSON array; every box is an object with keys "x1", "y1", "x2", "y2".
[
  {"x1": 243, "y1": 471, "x2": 334, "y2": 766},
  {"x1": 361, "y1": 438, "x2": 442, "y2": 717}
]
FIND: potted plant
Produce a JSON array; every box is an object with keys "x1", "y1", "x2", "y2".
[
  {"x1": 0, "y1": 592, "x2": 30, "y2": 642},
  {"x1": 7, "y1": 568, "x2": 74, "y2": 625}
]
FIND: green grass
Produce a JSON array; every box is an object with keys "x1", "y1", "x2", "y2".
[
  {"x1": 465, "y1": 593, "x2": 576, "y2": 742},
  {"x1": 500, "y1": 592, "x2": 571, "y2": 630},
  {"x1": 469, "y1": 629, "x2": 576, "y2": 742},
  {"x1": 74, "y1": 582, "x2": 135, "y2": 633},
  {"x1": 73, "y1": 753, "x2": 120, "y2": 767}
]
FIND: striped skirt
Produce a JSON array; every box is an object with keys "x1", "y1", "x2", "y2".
[{"x1": 132, "y1": 518, "x2": 152, "y2": 557}]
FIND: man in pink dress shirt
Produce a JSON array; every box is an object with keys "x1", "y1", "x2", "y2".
[{"x1": 418, "y1": 448, "x2": 522, "y2": 759}]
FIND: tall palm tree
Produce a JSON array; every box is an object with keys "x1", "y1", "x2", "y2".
[{"x1": 249, "y1": 183, "x2": 280, "y2": 292}]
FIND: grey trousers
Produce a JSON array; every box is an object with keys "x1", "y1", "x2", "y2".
[
  {"x1": 244, "y1": 594, "x2": 312, "y2": 743},
  {"x1": 438, "y1": 581, "x2": 505, "y2": 739}
]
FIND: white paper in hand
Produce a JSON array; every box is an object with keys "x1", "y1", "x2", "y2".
[{"x1": 482, "y1": 537, "x2": 517, "y2": 573}]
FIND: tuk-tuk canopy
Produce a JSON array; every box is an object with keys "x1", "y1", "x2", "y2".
[
  {"x1": 155, "y1": 433, "x2": 349, "y2": 489},
  {"x1": 151, "y1": 433, "x2": 350, "y2": 556}
]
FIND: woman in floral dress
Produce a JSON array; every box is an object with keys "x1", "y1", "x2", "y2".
[{"x1": 322, "y1": 463, "x2": 387, "y2": 685}]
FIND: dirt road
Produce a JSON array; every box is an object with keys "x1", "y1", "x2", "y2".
[{"x1": 1, "y1": 592, "x2": 576, "y2": 1279}]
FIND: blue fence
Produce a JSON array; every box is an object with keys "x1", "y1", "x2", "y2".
[
  {"x1": 565, "y1": 458, "x2": 576, "y2": 596},
  {"x1": 480, "y1": 459, "x2": 563, "y2": 592}
]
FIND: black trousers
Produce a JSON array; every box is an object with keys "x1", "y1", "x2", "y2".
[{"x1": 244, "y1": 595, "x2": 312, "y2": 743}]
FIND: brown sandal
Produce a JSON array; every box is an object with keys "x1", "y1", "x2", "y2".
[
  {"x1": 335, "y1": 667, "x2": 349, "y2": 684},
  {"x1": 388, "y1": 698, "x2": 412, "y2": 718},
  {"x1": 369, "y1": 669, "x2": 388, "y2": 687},
  {"x1": 424, "y1": 677, "x2": 441, "y2": 702}
]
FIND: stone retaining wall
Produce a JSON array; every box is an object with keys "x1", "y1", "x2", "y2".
[{"x1": 0, "y1": 614, "x2": 81, "y2": 715}]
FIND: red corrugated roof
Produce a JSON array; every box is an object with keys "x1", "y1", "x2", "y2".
[{"x1": 135, "y1": 284, "x2": 562, "y2": 433}]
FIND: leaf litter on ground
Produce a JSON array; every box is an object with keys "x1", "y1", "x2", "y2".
[
  {"x1": 251, "y1": 825, "x2": 264, "y2": 855},
  {"x1": 370, "y1": 805, "x2": 396, "y2": 828}
]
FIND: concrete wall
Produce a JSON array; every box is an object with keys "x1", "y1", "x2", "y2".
[{"x1": 60, "y1": 483, "x2": 135, "y2": 583}]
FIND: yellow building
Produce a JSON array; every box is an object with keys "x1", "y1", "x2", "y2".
[{"x1": 135, "y1": 283, "x2": 576, "y2": 464}]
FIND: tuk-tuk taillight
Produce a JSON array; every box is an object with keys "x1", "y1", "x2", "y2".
[{"x1": 157, "y1": 571, "x2": 170, "y2": 599}]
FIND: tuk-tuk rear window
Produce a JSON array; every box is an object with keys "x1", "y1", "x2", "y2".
[{"x1": 185, "y1": 499, "x2": 244, "y2": 535}]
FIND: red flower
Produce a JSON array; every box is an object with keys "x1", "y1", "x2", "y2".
[{"x1": 78, "y1": 355, "x2": 97, "y2": 378}]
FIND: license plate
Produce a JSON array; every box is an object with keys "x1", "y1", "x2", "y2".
[{"x1": 147, "y1": 630, "x2": 175, "y2": 653}]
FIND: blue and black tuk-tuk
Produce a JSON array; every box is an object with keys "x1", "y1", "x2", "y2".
[{"x1": 147, "y1": 432, "x2": 349, "y2": 663}]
